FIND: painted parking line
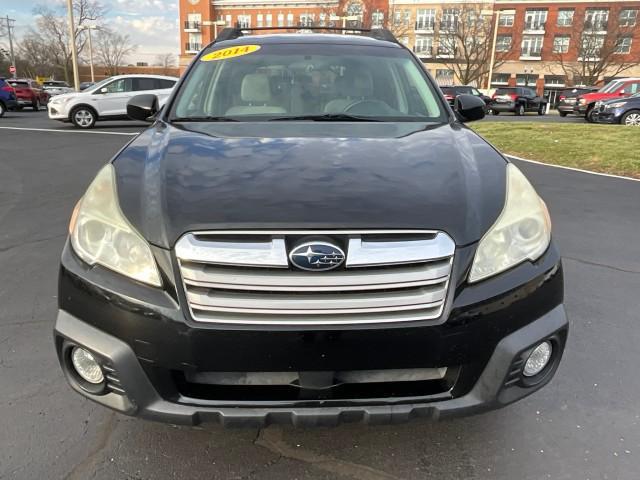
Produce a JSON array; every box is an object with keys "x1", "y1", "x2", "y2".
[
  {"x1": 0, "y1": 126, "x2": 137, "y2": 136},
  {"x1": 507, "y1": 154, "x2": 640, "y2": 183}
]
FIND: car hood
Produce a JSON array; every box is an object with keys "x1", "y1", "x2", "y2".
[
  {"x1": 113, "y1": 122, "x2": 507, "y2": 249},
  {"x1": 51, "y1": 91, "x2": 87, "y2": 101}
]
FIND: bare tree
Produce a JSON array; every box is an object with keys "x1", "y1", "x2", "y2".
[
  {"x1": 551, "y1": 10, "x2": 636, "y2": 86},
  {"x1": 19, "y1": 0, "x2": 106, "y2": 82},
  {"x1": 435, "y1": 6, "x2": 506, "y2": 86},
  {"x1": 154, "y1": 53, "x2": 177, "y2": 74},
  {"x1": 386, "y1": 2, "x2": 412, "y2": 43},
  {"x1": 94, "y1": 31, "x2": 137, "y2": 75}
]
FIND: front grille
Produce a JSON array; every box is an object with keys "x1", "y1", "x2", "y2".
[{"x1": 175, "y1": 230, "x2": 455, "y2": 326}]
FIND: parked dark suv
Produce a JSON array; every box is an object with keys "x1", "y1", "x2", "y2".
[
  {"x1": 490, "y1": 87, "x2": 548, "y2": 116},
  {"x1": 54, "y1": 28, "x2": 567, "y2": 427},
  {"x1": 440, "y1": 85, "x2": 491, "y2": 108}
]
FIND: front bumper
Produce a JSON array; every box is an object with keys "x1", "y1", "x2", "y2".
[
  {"x1": 48, "y1": 103, "x2": 69, "y2": 120},
  {"x1": 54, "y1": 241, "x2": 567, "y2": 427},
  {"x1": 593, "y1": 109, "x2": 623, "y2": 124}
]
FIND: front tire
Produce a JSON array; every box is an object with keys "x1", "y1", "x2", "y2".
[
  {"x1": 621, "y1": 110, "x2": 640, "y2": 126},
  {"x1": 0, "y1": 101, "x2": 6, "y2": 117},
  {"x1": 585, "y1": 106, "x2": 596, "y2": 123},
  {"x1": 492, "y1": 110, "x2": 500, "y2": 116},
  {"x1": 70, "y1": 106, "x2": 96, "y2": 129},
  {"x1": 515, "y1": 104, "x2": 525, "y2": 116},
  {"x1": 32, "y1": 98, "x2": 40, "y2": 111},
  {"x1": 538, "y1": 104, "x2": 546, "y2": 115},
  {"x1": 559, "y1": 111, "x2": 568, "y2": 117}
]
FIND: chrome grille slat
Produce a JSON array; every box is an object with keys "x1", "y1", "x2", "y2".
[
  {"x1": 179, "y1": 259, "x2": 451, "y2": 292},
  {"x1": 186, "y1": 285, "x2": 446, "y2": 314},
  {"x1": 175, "y1": 230, "x2": 455, "y2": 325}
]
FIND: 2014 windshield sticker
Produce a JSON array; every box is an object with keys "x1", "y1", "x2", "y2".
[{"x1": 201, "y1": 45, "x2": 261, "y2": 61}]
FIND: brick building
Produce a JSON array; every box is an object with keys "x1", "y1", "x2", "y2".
[
  {"x1": 179, "y1": 0, "x2": 640, "y2": 101},
  {"x1": 179, "y1": 0, "x2": 388, "y2": 69}
]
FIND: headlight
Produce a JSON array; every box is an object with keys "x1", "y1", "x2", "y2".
[
  {"x1": 51, "y1": 96, "x2": 72, "y2": 105},
  {"x1": 69, "y1": 164, "x2": 162, "y2": 287},
  {"x1": 606, "y1": 102, "x2": 627, "y2": 109},
  {"x1": 578, "y1": 98, "x2": 586, "y2": 105},
  {"x1": 468, "y1": 164, "x2": 551, "y2": 283}
]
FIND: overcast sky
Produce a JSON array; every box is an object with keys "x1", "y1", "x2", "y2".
[{"x1": 4, "y1": 0, "x2": 180, "y2": 63}]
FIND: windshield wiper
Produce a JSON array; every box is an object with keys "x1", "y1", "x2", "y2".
[
  {"x1": 268, "y1": 113, "x2": 382, "y2": 122},
  {"x1": 170, "y1": 116, "x2": 239, "y2": 122}
]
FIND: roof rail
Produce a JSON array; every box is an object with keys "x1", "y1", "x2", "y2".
[{"x1": 213, "y1": 26, "x2": 399, "y2": 45}]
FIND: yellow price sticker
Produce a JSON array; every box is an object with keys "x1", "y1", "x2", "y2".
[{"x1": 201, "y1": 45, "x2": 261, "y2": 61}]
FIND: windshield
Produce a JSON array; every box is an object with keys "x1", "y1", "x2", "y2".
[
  {"x1": 170, "y1": 42, "x2": 445, "y2": 122},
  {"x1": 600, "y1": 80, "x2": 622, "y2": 93},
  {"x1": 86, "y1": 77, "x2": 113, "y2": 93}
]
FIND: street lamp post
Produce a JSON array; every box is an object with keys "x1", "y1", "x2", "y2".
[
  {"x1": 78, "y1": 25, "x2": 98, "y2": 83},
  {"x1": 66, "y1": 0, "x2": 81, "y2": 91},
  {"x1": 486, "y1": 9, "x2": 501, "y2": 91}
]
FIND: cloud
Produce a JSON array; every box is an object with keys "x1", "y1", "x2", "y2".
[{"x1": 110, "y1": 15, "x2": 180, "y2": 59}]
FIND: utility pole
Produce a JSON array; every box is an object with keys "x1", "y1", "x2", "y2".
[
  {"x1": 486, "y1": 9, "x2": 500, "y2": 91},
  {"x1": 4, "y1": 16, "x2": 16, "y2": 78},
  {"x1": 66, "y1": 0, "x2": 81, "y2": 91}
]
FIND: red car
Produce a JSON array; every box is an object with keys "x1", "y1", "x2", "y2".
[
  {"x1": 6, "y1": 78, "x2": 50, "y2": 111},
  {"x1": 575, "y1": 78, "x2": 640, "y2": 122}
]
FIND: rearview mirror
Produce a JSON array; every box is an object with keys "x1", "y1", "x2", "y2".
[
  {"x1": 127, "y1": 94, "x2": 159, "y2": 122},
  {"x1": 454, "y1": 94, "x2": 486, "y2": 122}
]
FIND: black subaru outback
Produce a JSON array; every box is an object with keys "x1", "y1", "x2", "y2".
[{"x1": 54, "y1": 28, "x2": 567, "y2": 427}]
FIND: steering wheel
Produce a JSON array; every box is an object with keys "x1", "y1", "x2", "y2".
[{"x1": 344, "y1": 99, "x2": 392, "y2": 116}]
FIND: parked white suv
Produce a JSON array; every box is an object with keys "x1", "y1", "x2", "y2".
[{"x1": 48, "y1": 74, "x2": 178, "y2": 129}]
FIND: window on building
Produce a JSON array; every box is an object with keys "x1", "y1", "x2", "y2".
[
  {"x1": 496, "y1": 35, "x2": 512, "y2": 52},
  {"x1": 557, "y1": 9, "x2": 574, "y2": 27},
  {"x1": 615, "y1": 36, "x2": 632, "y2": 54},
  {"x1": 553, "y1": 35, "x2": 570, "y2": 53},
  {"x1": 437, "y1": 35, "x2": 456, "y2": 56},
  {"x1": 585, "y1": 9, "x2": 608, "y2": 31},
  {"x1": 414, "y1": 35, "x2": 433, "y2": 55},
  {"x1": 371, "y1": 10, "x2": 384, "y2": 28},
  {"x1": 266, "y1": 14, "x2": 272, "y2": 27},
  {"x1": 498, "y1": 11, "x2": 514, "y2": 27},
  {"x1": 435, "y1": 69, "x2": 455, "y2": 85},
  {"x1": 521, "y1": 35, "x2": 543, "y2": 57},
  {"x1": 524, "y1": 9, "x2": 548, "y2": 30},
  {"x1": 544, "y1": 75, "x2": 565, "y2": 87},
  {"x1": 287, "y1": 13, "x2": 294, "y2": 26},
  {"x1": 257, "y1": 14, "x2": 263, "y2": 27},
  {"x1": 416, "y1": 9, "x2": 435, "y2": 30},
  {"x1": 619, "y1": 9, "x2": 637, "y2": 27},
  {"x1": 237, "y1": 15, "x2": 251, "y2": 28},
  {"x1": 186, "y1": 13, "x2": 201, "y2": 30},
  {"x1": 300, "y1": 13, "x2": 314, "y2": 27},
  {"x1": 441, "y1": 9, "x2": 459, "y2": 31},
  {"x1": 491, "y1": 73, "x2": 510, "y2": 85},
  {"x1": 319, "y1": 13, "x2": 327, "y2": 26},
  {"x1": 187, "y1": 32, "x2": 201, "y2": 51},
  {"x1": 277, "y1": 13, "x2": 284, "y2": 27},
  {"x1": 516, "y1": 74, "x2": 537, "y2": 86},
  {"x1": 225, "y1": 14, "x2": 232, "y2": 26},
  {"x1": 580, "y1": 34, "x2": 605, "y2": 59}
]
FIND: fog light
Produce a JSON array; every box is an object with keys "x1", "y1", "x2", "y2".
[
  {"x1": 523, "y1": 341, "x2": 552, "y2": 377},
  {"x1": 71, "y1": 347, "x2": 104, "y2": 384}
]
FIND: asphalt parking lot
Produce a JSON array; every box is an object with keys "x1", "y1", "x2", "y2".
[{"x1": 1, "y1": 110, "x2": 639, "y2": 480}]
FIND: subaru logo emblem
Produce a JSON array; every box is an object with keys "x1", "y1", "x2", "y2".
[{"x1": 289, "y1": 242, "x2": 346, "y2": 271}]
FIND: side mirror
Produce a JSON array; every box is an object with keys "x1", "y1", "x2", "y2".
[
  {"x1": 127, "y1": 94, "x2": 159, "y2": 122},
  {"x1": 99, "y1": 87, "x2": 108, "y2": 94},
  {"x1": 454, "y1": 94, "x2": 486, "y2": 122}
]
